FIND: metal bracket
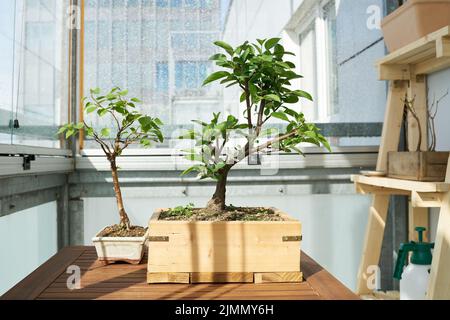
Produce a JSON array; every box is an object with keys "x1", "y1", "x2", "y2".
[
  {"x1": 282, "y1": 235, "x2": 302, "y2": 242},
  {"x1": 148, "y1": 236, "x2": 169, "y2": 242},
  {"x1": 22, "y1": 154, "x2": 36, "y2": 171}
]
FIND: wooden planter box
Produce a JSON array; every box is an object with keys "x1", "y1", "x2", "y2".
[
  {"x1": 147, "y1": 208, "x2": 302, "y2": 284},
  {"x1": 387, "y1": 151, "x2": 449, "y2": 181},
  {"x1": 381, "y1": 0, "x2": 450, "y2": 52}
]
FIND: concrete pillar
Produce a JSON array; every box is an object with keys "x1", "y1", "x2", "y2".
[
  {"x1": 57, "y1": 183, "x2": 70, "y2": 249},
  {"x1": 69, "y1": 198, "x2": 84, "y2": 245}
]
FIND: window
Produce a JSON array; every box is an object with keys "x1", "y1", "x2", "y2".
[
  {"x1": 385, "y1": 0, "x2": 405, "y2": 15},
  {"x1": 324, "y1": 1, "x2": 338, "y2": 116},
  {"x1": 0, "y1": 0, "x2": 70, "y2": 148},
  {"x1": 155, "y1": 62, "x2": 169, "y2": 92},
  {"x1": 171, "y1": 0, "x2": 182, "y2": 7},
  {"x1": 185, "y1": 0, "x2": 198, "y2": 8},
  {"x1": 292, "y1": 0, "x2": 384, "y2": 146},
  {"x1": 299, "y1": 24, "x2": 318, "y2": 122},
  {"x1": 156, "y1": 0, "x2": 168, "y2": 7},
  {"x1": 83, "y1": 0, "x2": 222, "y2": 148},
  {"x1": 175, "y1": 61, "x2": 209, "y2": 91}
]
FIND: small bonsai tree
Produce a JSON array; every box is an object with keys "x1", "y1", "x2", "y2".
[
  {"x1": 58, "y1": 87, "x2": 164, "y2": 230},
  {"x1": 180, "y1": 38, "x2": 330, "y2": 213},
  {"x1": 402, "y1": 89, "x2": 449, "y2": 152}
]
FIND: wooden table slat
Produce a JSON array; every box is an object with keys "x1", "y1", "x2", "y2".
[
  {"x1": 1, "y1": 246, "x2": 358, "y2": 300},
  {"x1": 0, "y1": 246, "x2": 86, "y2": 300}
]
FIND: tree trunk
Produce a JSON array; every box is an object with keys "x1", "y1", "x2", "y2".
[
  {"x1": 206, "y1": 167, "x2": 230, "y2": 213},
  {"x1": 110, "y1": 159, "x2": 131, "y2": 229}
]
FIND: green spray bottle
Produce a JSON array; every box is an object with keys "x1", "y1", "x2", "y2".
[{"x1": 393, "y1": 227, "x2": 434, "y2": 300}]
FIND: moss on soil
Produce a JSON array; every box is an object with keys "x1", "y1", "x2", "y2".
[{"x1": 159, "y1": 206, "x2": 284, "y2": 222}]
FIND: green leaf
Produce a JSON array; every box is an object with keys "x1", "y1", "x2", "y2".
[
  {"x1": 289, "y1": 146, "x2": 305, "y2": 156},
  {"x1": 65, "y1": 129, "x2": 75, "y2": 139},
  {"x1": 57, "y1": 126, "x2": 67, "y2": 134},
  {"x1": 320, "y1": 136, "x2": 332, "y2": 152},
  {"x1": 100, "y1": 128, "x2": 110, "y2": 137},
  {"x1": 265, "y1": 38, "x2": 281, "y2": 50},
  {"x1": 192, "y1": 119, "x2": 208, "y2": 127},
  {"x1": 293, "y1": 90, "x2": 313, "y2": 101},
  {"x1": 85, "y1": 105, "x2": 97, "y2": 113},
  {"x1": 240, "y1": 91, "x2": 247, "y2": 103},
  {"x1": 181, "y1": 166, "x2": 201, "y2": 176},
  {"x1": 119, "y1": 89, "x2": 129, "y2": 96},
  {"x1": 264, "y1": 94, "x2": 281, "y2": 103},
  {"x1": 154, "y1": 118, "x2": 163, "y2": 126},
  {"x1": 131, "y1": 97, "x2": 141, "y2": 103},
  {"x1": 209, "y1": 53, "x2": 227, "y2": 61},
  {"x1": 154, "y1": 129, "x2": 164, "y2": 142},
  {"x1": 85, "y1": 127, "x2": 94, "y2": 137},
  {"x1": 90, "y1": 87, "x2": 100, "y2": 94},
  {"x1": 271, "y1": 111, "x2": 290, "y2": 122},
  {"x1": 75, "y1": 122, "x2": 84, "y2": 129},
  {"x1": 106, "y1": 93, "x2": 116, "y2": 100},
  {"x1": 284, "y1": 95, "x2": 299, "y2": 104},
  {"x1": 203, "y1": 71, "x2": 230, "y2": 86},
  {"x1": 140, "y1": 138, "x2": 151, "y2": 147},
  {"x1": 97, "y1": 108, "x2": 108, "y2": 117},
  {"x1": 248, "y1": 82, "x2": 257, "y2": 98},
  {"x1": 214, "y1": 41, "x2": 234, "y2": 56}
]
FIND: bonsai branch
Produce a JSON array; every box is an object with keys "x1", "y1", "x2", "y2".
[
  {"x1": 403, "y1": 94, "x2": 422, "y2": 152},
  {"x1": 428, "y1": 89, "x2": 449, "y2": 152}
]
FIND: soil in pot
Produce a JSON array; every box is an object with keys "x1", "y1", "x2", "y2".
[
  {"x1": 159, "y1": 205, "x2": 286, "y2": 222},
  {"x1": 97, "y1": 225, "x2": 147, "y2": 237}
]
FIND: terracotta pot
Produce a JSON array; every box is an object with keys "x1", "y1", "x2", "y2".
[{"x1": 382, "y1": 0, "x2": 450, "y2": 52}]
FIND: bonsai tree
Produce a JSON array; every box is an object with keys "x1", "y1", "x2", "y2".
[
  {"x1": 58, "y1": 87, "x2": 164, "y2": 231},
  {"x1": 402, "y1": 89, "x2": 449, "y2": 152},
  {"x1": 180, "y1": 38, "x2": 330, "y2": 213}
]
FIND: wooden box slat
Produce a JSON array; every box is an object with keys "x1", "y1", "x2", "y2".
[{"x1": 388, "y1": 151, "x2": 449, "y2": 181}]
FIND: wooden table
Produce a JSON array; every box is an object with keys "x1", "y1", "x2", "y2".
[{"x1": 1, "y1": 246, "x2": 358, "y2": 300}]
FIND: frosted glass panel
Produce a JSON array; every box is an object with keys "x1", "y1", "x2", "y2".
[
  {"x1": 83, "y1": 0, "x2": 224, "y2": 148},
  {"x1": 0, "y1": 202, "x2": 57, "y2": 296}
]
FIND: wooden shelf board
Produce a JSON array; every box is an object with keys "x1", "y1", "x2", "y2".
[
  {"x1": 377, "y1": 26, "x2": 450, "y2": 80},
  {"x1": 351, "y1": 174, "x2": 450, "y2": 193}
]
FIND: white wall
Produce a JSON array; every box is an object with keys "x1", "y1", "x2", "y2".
[
  {"x1": 84, "y1": 193, "x2": 370, "y2": 291},
  {"x1": 0, "y1": 202, "x2": 57, "y2": 295},
  {"x1": 427, "y1": 69, "x2": 450, "y2": 242},
  {"x1": 222, "y1": 0, "x2": 303, "y2": 45}
]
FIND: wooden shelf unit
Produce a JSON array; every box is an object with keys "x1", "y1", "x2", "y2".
[
  {"x1": 378, "y1": 26, "x2": 450, "y2": 80},
  {"x1": 354, "y1": 26, "x2": 450, "y2": 299}
]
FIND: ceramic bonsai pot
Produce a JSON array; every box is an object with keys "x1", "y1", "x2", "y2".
[
  {"x1": 382, "y1": 0, "x2": 450, "y2": 52},
  {"x1": 93, "y1": 228, "x2": 149, "y2": 264},
  {"x1": 146, "y1": 208, "x2": 302, "y2": 284}
]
